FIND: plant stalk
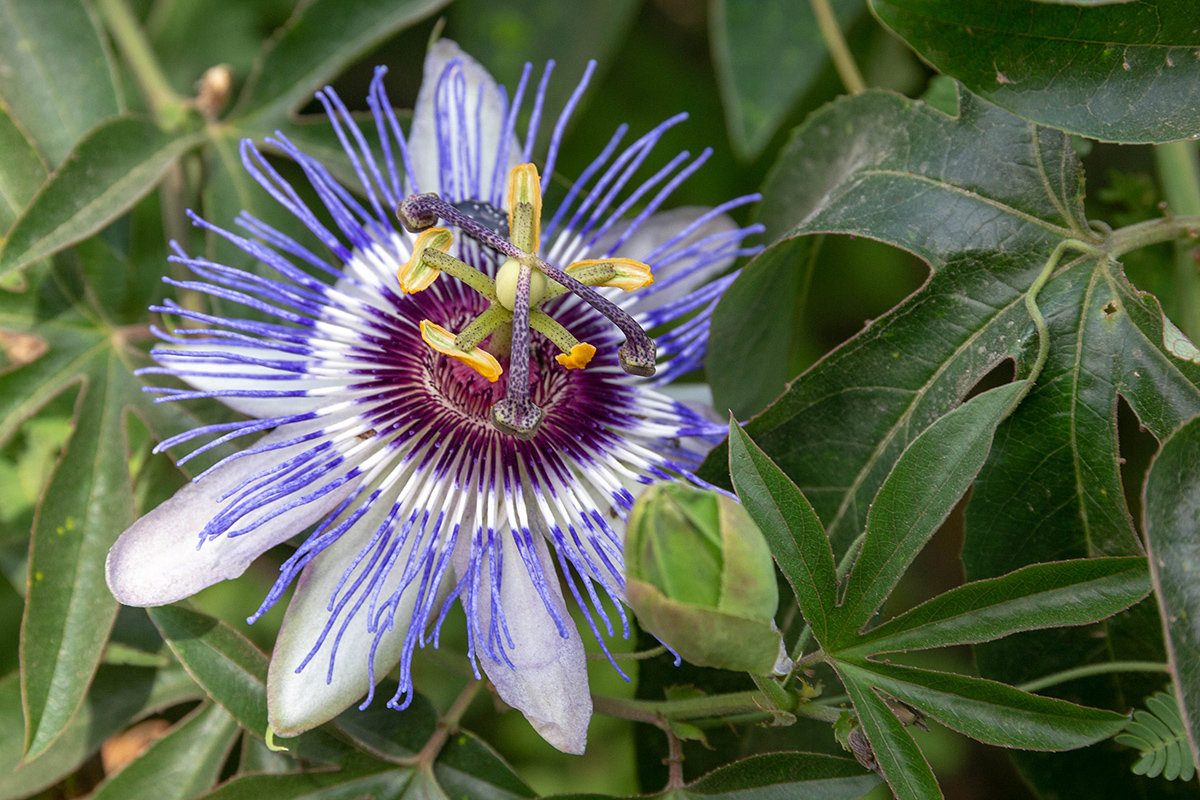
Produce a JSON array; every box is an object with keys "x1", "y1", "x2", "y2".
[
  {"x1": 1018, "y1": 661, "x2": 1168, "y2": 693},
  {"x1": 1155, "y1": 141, "x2": 1200, "y2": 340},
  {"x1": 94, "y1": 0, "x2": 188, "y2": 128},
  {"x1": 413, "y1": 678, "x2": 482, "y2": 768},
  {"x1": 809, "y1": 0, "x2": 866, "y2": 95}
]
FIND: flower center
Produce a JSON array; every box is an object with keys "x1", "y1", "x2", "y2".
[{"x1": 394, "y1": 163, "x2": 659, "y2": 440}]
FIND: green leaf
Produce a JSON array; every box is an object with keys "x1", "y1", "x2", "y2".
[
  {"x1": 838, "y1": 659, "x2": 1128, "y2": 750},
  {"x1": 831, "y1": 381, "x2": 1024, "y2": 645},
  {"x1": 0, "y1": 105, "x2": 48, "y2": 234},
  {"x1": 711, "y1": 0, "x2": 865, "y2": 158},
  {"x1": 333, "y1": 684, "x2": 439, "y2": 760},
  {"x1": 840, "y1": 667, "x2": 941, "y2": 800},
  {"x1": 0, "y1": 116, "x2": 204, "y2": 276},
  {"x1": 688, "y1": 87, "x2": 1200, "y2": 796},
  {"x1": 699, "y1": 89, "x2": 1092, "y2": 556},
  {"x1": 728, "y1": 417, "x2": 837, "y2": 643},
  {"x1": 709, "y1": 238, "x2": 815, "y2": 418},
  {"x1": 1143, "y1": 413, "x2": 1200, "y2": 768},
  {"x1": 0, "y1": 665, "x2": 200, "y2": 800},
  {"x1": 8, "y1": 250, "x2": 219, "y2": 763},
  {"x1": 234, "y1": 0, "x2": 452, "y2": 122},
  {"x1": 0, "y1": 0, "x2": 122, "y2": 166},
  {"x1": 147, "y1": 604, "x2": 349, "y2": 763},
  {"x1": 842, "y1": 557, "x2": 1151, "y2": 656},
  {"x1": 91, "y1": 703, "x2": 241, "y2": 800},
  {"x1": 435, "y1": 731, "x2": 537, "y2": 800},
  {"x1": 19, "y1": 347, "x2": 142, "y2": 759},
  {"x1": 870, "y1": 0, "x2": 1200, "y2": 143},
  {"x1": 682, "y1": 751, "x2": 882, "y2": 798},
  {"x1": 550, "y1": 753, "x2": 881, "y2": 800},
  {"x1": 198, "y1": 754, "x2": 410, "y2": 800},
  {"x1": 1116, "y1": 692, "x2": 1197, "y2": 782}
]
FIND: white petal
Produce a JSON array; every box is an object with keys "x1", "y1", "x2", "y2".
[
  {"x1": 586, "y1": 206, "x2": 740, "y2": 316},
  {"x1": 268, "y1": 488, "x2": 454, "y2": 735},
  {"x1": 408, "y1": 39, "x2": 520, "y2": 200},
  {"x1": 154, "y1": 344, "x2": 340, "y2": 419},
  {"x1": 460, "y1": 530, "x2": 592, "y2": 754},
  {"x1": 106, "y1": 420, "x2": 359, "y2": 606}
]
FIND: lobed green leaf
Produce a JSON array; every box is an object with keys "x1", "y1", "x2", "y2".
[
  {"x1": 709, "y1": 238, "x2": 815, "y2": 419},
  {"x1": 837, "y1": 659, "x2": 1128, "y2": 751},
  {"x1": 840, "y1": 667, "x2": 941, "y2": 800}
]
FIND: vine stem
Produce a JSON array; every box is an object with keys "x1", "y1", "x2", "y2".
[
  {"x1": 413, "y1": 678, "x2": 483, "y2": 768},
  {"x1": 1018, "y1": 661, "x2": 1168, "y2": 693},
  {"x1": 809, "y1": 0, "x2": 866, "y2": 95},
  {"x1": 94, "y1": 0, "x2": 188, "y2": 128},
  {"x1": 1108, "y1": 214, "x2": 1200, "y2": 258},
  {"x1": 592, "y1": 689, "x2": 840, "y2": 724},
  {"x1": 1154, "y1": 142, "x2": 1200, "y2": 341},
  {"x1": 1007, "y1": 238, "x2": 1106, "y2": 413},
  {"x1": 665, "y1": 726, "x2": 685, "y2": 789}
]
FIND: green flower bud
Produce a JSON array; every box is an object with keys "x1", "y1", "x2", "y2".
[{"x1": 625, "y1": 483, "x2": 785, "y2": 674}]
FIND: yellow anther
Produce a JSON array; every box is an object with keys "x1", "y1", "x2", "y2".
[
  {"x1": 555, "y1": 342, "x2": 596, "y2": 370},
  {"x1": 420, "y1": 320, "x2": 503, "y2": 382},
  {"x1": 567, "y1": 257, "x2": 653, "y2": 291},
  {"x1": 506, "y1": 163, "x2": 542, "y2": 253},
  {"x1": 398, "y1": 227, "x2": 454, "y2": 293}
]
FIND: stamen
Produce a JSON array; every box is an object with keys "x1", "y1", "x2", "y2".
[
  {"x1": 507, "y1": 163, "x2": 542, "y2": 253},
  {"x1": 455, "y1": 305, "x2": 511, "y2": 351},
  {"x1": 529, "y1": 308, "x2": 590, "y2": 359},
  {"x1": 420, "y1": 320, "x2": 502, "y2": 382},
  {"x1": 567, "y1": 258, "x2": 653, "y2": 291},
  {"x1": 397, "y1": 227, "x2": 454, "y2": 292}
]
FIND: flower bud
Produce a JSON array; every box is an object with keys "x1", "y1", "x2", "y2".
[{"x1": 625, "y1": 483, "x2": 784, "y2": 674}]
